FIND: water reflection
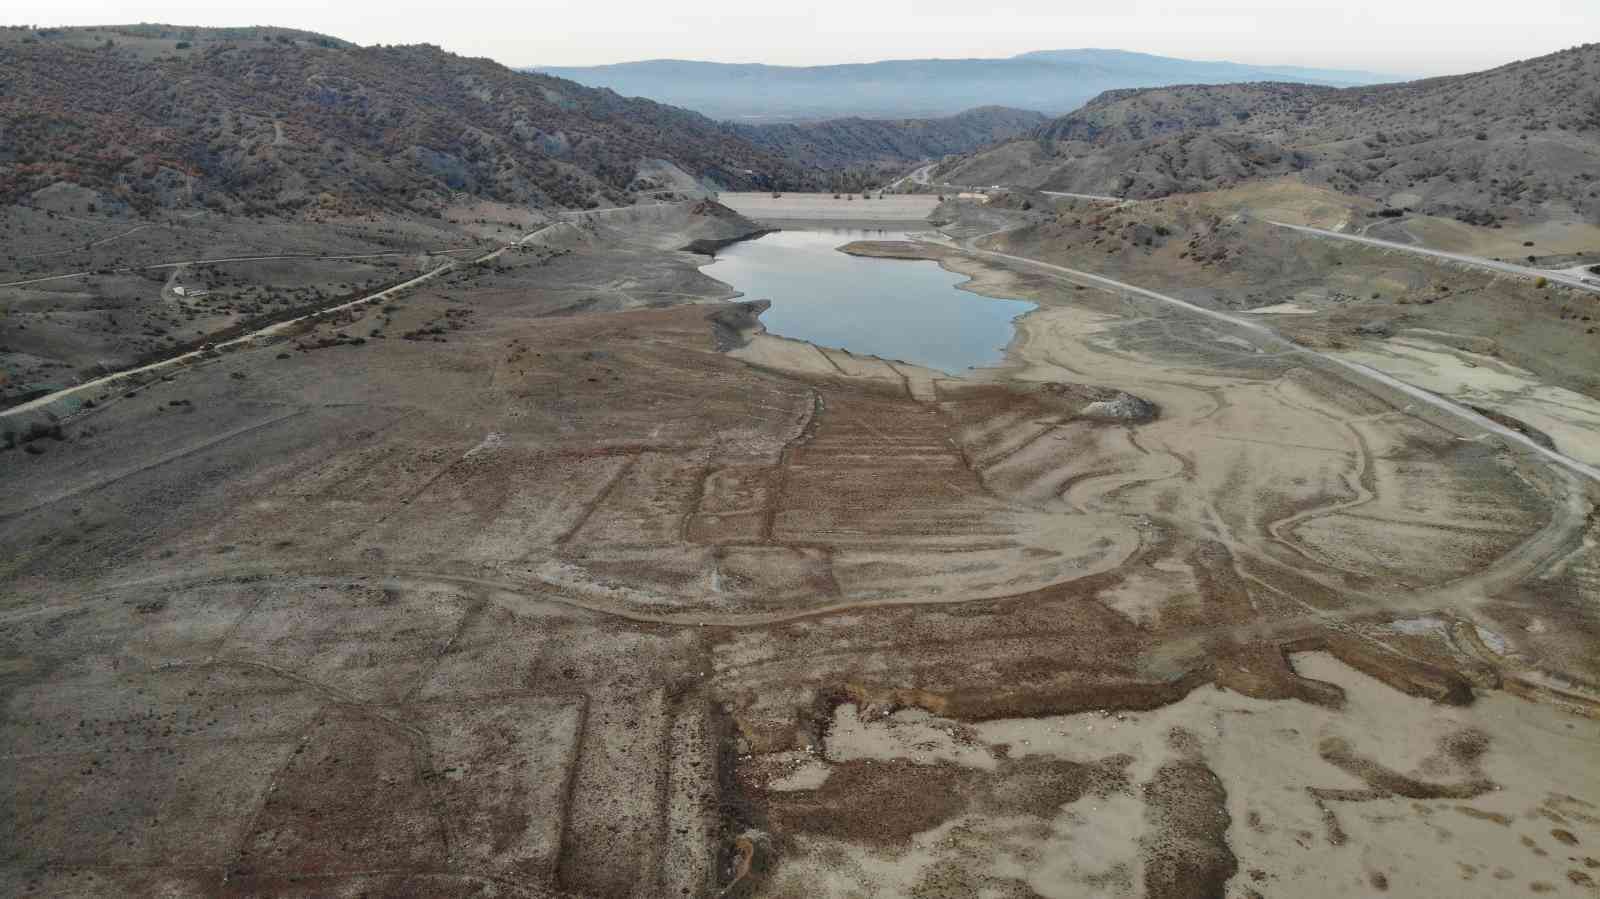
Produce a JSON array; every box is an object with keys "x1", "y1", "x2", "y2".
[{"x1": 705, "y1": 229, "x2": 1035, "y2": 375}]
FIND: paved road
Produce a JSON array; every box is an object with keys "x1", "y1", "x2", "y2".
[
  {"x1": 1267, "y1": 220, "x2": 1600, "y2": 295},
  {"x1": 886, "y1": 163, "x2": 938, "y2": 192},
  {"x1": 926, "y1": 228, "x2": 1600, "y2": 487}
]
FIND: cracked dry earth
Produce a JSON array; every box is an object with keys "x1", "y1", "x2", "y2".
[{"x1": 2, "y1": 207, "x2": 1599, "y2": 898}]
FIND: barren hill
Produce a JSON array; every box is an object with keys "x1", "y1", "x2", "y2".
[
  {"x1": 938, "y1": 44, "x2": 1600, "y2": 223},
  {"x1": 0, "y1": 26, "x2": 822, "y2": 216}
]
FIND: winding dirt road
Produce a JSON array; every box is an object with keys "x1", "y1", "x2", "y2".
[{"x1": 924, "y1": 228, "x2": 1600, "y2": 486}]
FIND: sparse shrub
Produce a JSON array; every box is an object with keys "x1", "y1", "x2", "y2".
[
  {"x1": 175, "y1": 41, "x2": 191, "y2": 49},
  {"x1": 24, "y1": 421, "x2": 63, "y2": 442},
  {"x1": 1534, "y1": 276, "x2": 1548, "y2": 288}
]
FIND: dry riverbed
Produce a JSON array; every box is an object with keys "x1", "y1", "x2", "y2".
[{"x1": 1, "y1": 200, "x2": 1597, "y2": 898}]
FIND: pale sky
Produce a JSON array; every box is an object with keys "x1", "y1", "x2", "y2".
[{"x1": 7, "y1": 0, "x2": 1597, "y2": 76}]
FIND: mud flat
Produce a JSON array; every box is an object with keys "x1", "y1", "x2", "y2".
[
  {"x1": 718, "y1": 227, "x2": 1600, "y2": 895},
  {"x1": 749, "y1": 649, "x2": 1600, "y2": 898},
  {"x1": 2, "y1": 199, "x2": 1598, "y2": 897},
  {"x1": 1326, "y1": 334, "x2": 1600, "y2": 466}
]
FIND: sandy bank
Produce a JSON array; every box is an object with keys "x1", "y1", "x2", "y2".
[{"x1": 719, "y1": 192, "x2": 939, "y2": 223}]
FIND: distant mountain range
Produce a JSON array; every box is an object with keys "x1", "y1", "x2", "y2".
[{"x1": 527, "y1": 49, "x2": 1400, "y2": 121}]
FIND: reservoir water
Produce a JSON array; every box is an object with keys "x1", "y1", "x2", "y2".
[{"x1": 705, "y1": 229, "x2": 1035, "y2": 375}]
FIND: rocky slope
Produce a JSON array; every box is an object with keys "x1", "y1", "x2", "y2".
[
  {"x1": 725, "y1": 106, "x2": 1047, "y2": 171},
  {"x1": 0, "y1": 25, "x2": 822, "y2": 216},
  {"x1": 937, "y1": 44, "x2": 1600, "y2": 222}
]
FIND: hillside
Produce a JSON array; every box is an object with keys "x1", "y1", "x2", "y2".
[
  {"x1": 937, "y1": 44, "x2": 1600, "y2": 223},
  {"x1": 725, "y1": 106, "x2": 1047, "y2": 172},
  {"x1": 0, "y1": 26, "x2": 822, "y2": 216},
  {"x1": 528, "y1": 50, "x2": 1395, "y2": 121}
]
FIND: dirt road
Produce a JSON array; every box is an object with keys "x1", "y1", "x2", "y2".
[
  {"x1": 1039, "y1": 189, "x2": 1128, "y2": 203},
  {"x1": 929, "y1": 229, "x2": 1600, "y2": 486},
  {"x1": 1, "y1": 227, "x2": 555, "y2": 420},
  {"x1": 1268, "y1": 219, "x2": 1600, "y2": 295},
  {"x1": 0, "y1": 247, "x2": 484, "y2": 289},
  {"x1": 6, "y1": 199, "x2": 1598, "y2": 898}
]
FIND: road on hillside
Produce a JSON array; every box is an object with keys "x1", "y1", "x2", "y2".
[
  {"x1": 950, "y1": 183, "x2": 1598, "y2": 293},
  {"x1": 922, "y1": 227, "x2": 1600, "y2": 487},
  {"x1": 0, "y1": 248, "x2": 486, "y2": 289},
  {"x1": 886, "y1": 163, "x2": 938, "y2": 192},
  {"x1": 1039, "y1": 190, "x2": 1128, "y2": 204},
  {"x1": 1, "y1": 225, "x2": 558, "y2": 420},
  {"x1": 1267, "y1": 220, "x2": 1600, "y2": 295}
]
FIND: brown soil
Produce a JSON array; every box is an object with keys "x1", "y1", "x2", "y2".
[{"x1": 2, "y1": 198, "x2": 1598, "y2": 898}]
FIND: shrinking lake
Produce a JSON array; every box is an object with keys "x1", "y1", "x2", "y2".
[{"x1": 705, "y1": 229, "x2": 1035, "y2": 375}]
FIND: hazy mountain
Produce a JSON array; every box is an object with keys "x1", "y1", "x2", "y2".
[
  {"x1": 725, "y1": 107, "x2": 1048, "y2": 171},
  {"x1": 935, "y1": 43, "x2": 1600, "y2": 222},
  {"x1": 526, "y1": 50, "x2": 1398, "y2": 121},
  {"x1": 0, "y1": 25, "x2": 823, "y2": 216},
  {"x1": 1010, "y1": 49, "x2": 1395, "y2": 87}
]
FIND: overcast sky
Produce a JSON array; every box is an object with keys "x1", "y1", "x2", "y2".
[{"x1": 8, "y1": 0, "x2": 1597, "y2": 76}]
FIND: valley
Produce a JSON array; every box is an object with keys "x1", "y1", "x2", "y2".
[{"x1": 2, "y1": 22, "x2": 1598, "y2": 899}]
